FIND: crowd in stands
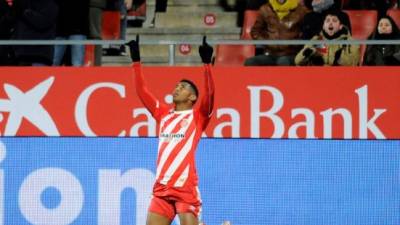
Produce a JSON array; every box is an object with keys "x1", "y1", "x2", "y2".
[
  {"x1": 0, "y1": 0, "x2": 400, "y2": 66},
  {"x1": 364, "y1": 15, "x2": 400, "y2": 65},
  {"x1": 0, "y1": 0, "x2": 139, "y2": 66},
  {"x1": 295, "y1": 10, "x2": 359, "y2": 66},
  {"x1": 244, "y1": 0, "x2": 308, "y2": 66},
  {"x1": 244, "y1": 0, "x2": 400, "y2": 66}
]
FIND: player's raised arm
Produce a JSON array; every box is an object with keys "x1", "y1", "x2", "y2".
[
  {"x1": 127, "y1": 35, "x2": 164, "y2": 117},
  {"x1": 198, "y1": 36, "x2": 215, "y2": 118}
]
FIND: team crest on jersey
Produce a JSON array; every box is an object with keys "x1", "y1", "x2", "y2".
[{"x1": 180, "y1": 119, "x2": 189, "y2": 128}]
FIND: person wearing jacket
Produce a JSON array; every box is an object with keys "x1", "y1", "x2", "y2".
[
  {"x1": 53, "y1": 0, "x2": 89, "y2": 66},
  {"x1": 12, "y1": 0, "x2": 58, "y2": 66},
  {"x1": 295, "y1": 10, "x2": 359, "y2": 66},
  {"x1": 89, "y1": 0, "x2": 106, "y2": 66},
  {"x1": 244, "y1": 0, "x2": 308, "y2": 66},
  {"x1": 363, "y1": 15, "x2": 400, "y2": 66},
  {"x1": 301, "y1": 0, "x2": 351, "y2": 40}
]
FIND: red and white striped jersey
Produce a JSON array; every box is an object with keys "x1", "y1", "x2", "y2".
[
  {"x1": 155, "y1": 108, "x2": 208, "y2": 187},
  {"x1": 133, "y1": 63, "x2": 215, "y2": 188}
]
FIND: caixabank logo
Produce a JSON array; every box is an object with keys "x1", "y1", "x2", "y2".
[
  {"x1": 0, "y1": 77, "x2": 59, "y2": 136},
  {"x1": 0, "y1": 67, "x2": 399, "y2": 138}
]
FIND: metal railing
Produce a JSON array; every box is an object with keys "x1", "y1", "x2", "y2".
[{"x1": 2, "y1": 39, "x2": 400, "y2": 65}]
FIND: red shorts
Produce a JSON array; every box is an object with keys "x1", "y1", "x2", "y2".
[{"x1": 148, "y1": 183, "x2": 202, "y2": 220}]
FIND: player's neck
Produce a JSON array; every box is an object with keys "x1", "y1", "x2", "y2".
[{"x1": 174, "y1": 103, "x2": 193, "y2": 112}]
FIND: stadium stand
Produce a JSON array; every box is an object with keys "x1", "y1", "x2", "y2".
[
  {"x1": 214, "y1": 45, "x2": 255, "y2": 66},
  {"x1": 344, "y1": 10, "x2": 377, "y2": 40},
  {"x1": 85, "y1": 0, "x2": 398, "y2": 66},
  {"x1": 240, "y1": 10, "x2": 259, "y2": 40},
  {"x1": 214, "y1": 10, "x2": 258, "y2": 66},
  {"x1": 344, "y1": 10, "x2": 378, "y2": 64},
  {"x1": 388, "y1": 9, "x2": 400, "y2": 27},
  {"x1": 127, "y1": 0, "x2": 147, "y2": 22},
  {"x1": 101, "y1": 0, "x2": 240, "y2": 66},
  {"x1": 101, "y1": 11, "x2": 121, "y2": 40},
  {"x1": 84, "y1": 10, "x2": 121, "y2": 66}
]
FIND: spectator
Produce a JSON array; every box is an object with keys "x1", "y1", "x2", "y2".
[
  {"x1": 364, "y1": 15, "x2": 400, "y2": 65},
  {"x1": 53, "y1": 0, "x2": 89, "y2": 66},
  {"x1": 150, "y1": 0, "x2": 168, "y2": 26},
  {"x1": 119, "y1": 0, "x2": 132, "y2": 55},
  {"x1": 155, "y1": 0, "x2": 167, "y2": 12},
  {"x1": 12, "y1": 0, "x2": 58, "y2": 66},
  {"x1": 89, "y1": 0, "x2": 106, "y2": 66},
  {"x1": 244, "y1": 0, "x2": 308, "y2": 66},
  {"x1": 295, "y1": 10, "x2": 360, "y2": 66},
  {"x1": 128, "y1": 0, "x2": 145, "y2": 27},
  {"x1": 0, "y1": 0, "x2": 15, "y2": 65},
  {"x1": 302, "y1": 0, "x2": 351, "y2": 40}
]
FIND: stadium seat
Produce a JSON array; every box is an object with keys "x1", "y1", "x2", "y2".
[
  {"x1": 387, "y1": 9, "x2": 400, "y2": 27},
  {"x1": 344, "y1": 10, "x2": 377, "y2": 40},
  {"x1": 84, "y1": 45, "x2": 95, "y2": 67},
  {"x1": 359, "y1": 44, "x2": 367, "y2": 65},
  {"x1": 214, "y1": 45, "x2": 255, "y2": 66},
  {"x1": 344, "y1": 10, "x2": 378, "y2": 65},
  {"x1": 127, "y1": 0, "x2": 146, "y2": 21},
  {"x1": 241, "y1": 10, "x2": 259, "y2": 40},
  {"x1": 101, "y1": 11, "x2": 121, "y2": 40},
  {"x1": 214, "y1": 10, "x2": 258, "y2": 66}
]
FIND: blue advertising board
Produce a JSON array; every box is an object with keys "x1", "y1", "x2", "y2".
[{"x1": 0, "y1": 138, "x2": 398, "y2": 225}]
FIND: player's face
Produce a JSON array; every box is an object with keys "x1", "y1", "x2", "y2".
[
  {"x1": 323, "y1": 15, "x2": 343, "y2": 36},
  {"x1": 378, "y1": 18, "x2": 393, "y2": 34},
  {"x1": 172, "y1": 82, "x2": 196, "y2": 104}
]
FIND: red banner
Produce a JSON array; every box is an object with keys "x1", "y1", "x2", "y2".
[{"x1": 0, "y1": 66, "x2": 399, "y2": 139}]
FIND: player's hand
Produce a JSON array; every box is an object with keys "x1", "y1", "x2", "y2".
[
  {"x1": 126, "y1": 35, "x2": 140, "y2": 62},
  {"x1": 199, "y1": 36, "x2": 213, "y2": 64}
]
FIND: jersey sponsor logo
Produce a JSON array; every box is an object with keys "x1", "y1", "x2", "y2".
[{"x1": 160, "y1": 133, "x2": 185, "y2": 142}]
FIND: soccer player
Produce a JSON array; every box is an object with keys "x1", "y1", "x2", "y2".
[{"x1": 127, "y1": 36, "x2": 215, "y2": 225}]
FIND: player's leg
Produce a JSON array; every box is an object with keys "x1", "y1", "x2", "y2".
[
  {"x1": 175, "y1": 186, "x2": 202, "y2": 225},
  {"x1": 147, "y1": 212, "x2": 172, "y2": 225},
  {"x1": 178, "y1": 212, "x2": 199, "y2": 225},
  {"x1": 147, "y1": 196, "x2": 175, "y2": 225},
  {"x1": 176, "y1": 200, "x2": 201, "y2": 225}
]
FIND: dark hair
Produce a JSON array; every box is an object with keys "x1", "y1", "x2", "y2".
[
  {"x1": 180, "y1": 79, "x2": 199, "y2": 98},
  {"x1": 372, "y1": 15, "x2": 400, "y2": 39},
  {"x1": 324, "y1": 9, "x2": 347, "y2": 24}
]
